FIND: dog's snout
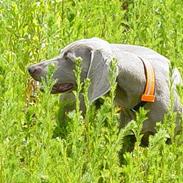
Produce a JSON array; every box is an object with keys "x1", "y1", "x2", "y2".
[
  {"x1": 27, "y1": 66, "x2": 42, "y2": 75},
  {"x1": 27, "y1": 65, "x2": 44, "y2": 81}
]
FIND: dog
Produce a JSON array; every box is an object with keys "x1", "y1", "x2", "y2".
[{"x1": 27, "y1": 37, "x2": 182, "y2": 142}]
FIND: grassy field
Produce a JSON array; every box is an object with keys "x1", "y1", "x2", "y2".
[{"x1": 0, "y1": 0, "x2": 183, "y2": 182}]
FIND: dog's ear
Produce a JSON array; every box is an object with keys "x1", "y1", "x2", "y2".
[{"x1": 87, "y1": 49, "x2": 116, "y2": 102}]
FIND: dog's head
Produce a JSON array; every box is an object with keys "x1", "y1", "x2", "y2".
[{"x1": 27, "y1": 38, "x2": 116, "y2": 102}]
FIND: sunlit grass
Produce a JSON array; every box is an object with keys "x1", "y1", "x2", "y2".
[{"x1": 0, "y1": 0, "x2": 183, "y2": 182}]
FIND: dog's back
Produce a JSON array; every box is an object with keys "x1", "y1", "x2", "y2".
[{"x1": 111, "y1": 44, "x2": 170, "y2": 63}]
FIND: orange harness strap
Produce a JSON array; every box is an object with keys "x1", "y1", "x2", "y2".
[{"x1": 138, "y1": 57, "x2": 155, "y2": 103}]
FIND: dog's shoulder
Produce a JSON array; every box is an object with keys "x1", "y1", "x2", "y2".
[{"x1": 111, "y1": 43, "x2": 170, "y2": 78}]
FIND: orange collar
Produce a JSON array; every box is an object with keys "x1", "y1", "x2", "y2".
[{"x1": 138, "y1": 57, "x2": 155, "y2": 103}]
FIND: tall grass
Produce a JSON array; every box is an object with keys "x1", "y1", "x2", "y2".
[{"x1": 0, "y1": 0, "x2": 183, "y2": 182}]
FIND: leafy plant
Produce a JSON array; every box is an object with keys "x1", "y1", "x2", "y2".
[{"x1": 0, "y1": 0, "x2": 183, "y2": 182}]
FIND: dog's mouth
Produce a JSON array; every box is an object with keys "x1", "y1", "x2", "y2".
[{"x1": 51, "y1": 83, "x2": 74, "y2": 94}]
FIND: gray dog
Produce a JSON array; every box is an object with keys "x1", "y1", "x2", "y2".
[{"x1": 28, "y1": 37, "x2": 182, "y2": 140}]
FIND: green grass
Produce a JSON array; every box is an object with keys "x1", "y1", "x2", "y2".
[{"x1": 0, "y1": 0, "x2": 183, "y2": 182}]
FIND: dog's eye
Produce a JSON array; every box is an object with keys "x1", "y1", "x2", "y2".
[
  {"x1": 65, "y1": 55, "x2": 72, "y2": 62},
  {"x1": 64, "y1": 52, "x2": 75, "y2": 62}
]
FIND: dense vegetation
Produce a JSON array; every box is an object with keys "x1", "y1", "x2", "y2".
[{"x1": 0, "y1": 0, "x2": 183, "y2": 182}]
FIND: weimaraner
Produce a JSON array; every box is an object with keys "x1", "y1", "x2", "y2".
[{"x1": 27, "y1": 37, "x2": 182, "y2": 139}]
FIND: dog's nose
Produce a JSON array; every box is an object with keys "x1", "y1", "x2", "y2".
[
  {"x1": 27, "y1": 66, "x2": 33, "y2": 74},
  {"x1": 27, "y1": 66, "x2": 42, "y2": 75}
]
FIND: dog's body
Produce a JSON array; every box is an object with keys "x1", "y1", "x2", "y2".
[{"x1": 28, "y1": 38, "x2": 182, "y2": 137}]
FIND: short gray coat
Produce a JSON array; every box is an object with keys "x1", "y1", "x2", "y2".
[{"x1": 28, "y1": 38, "x2": 182, "y2": 134}]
